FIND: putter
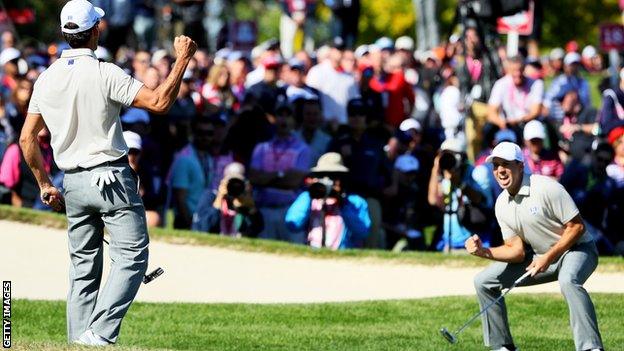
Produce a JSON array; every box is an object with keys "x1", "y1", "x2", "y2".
[
  {"x1": 439, "y1": 270, "x2": 532, "y2": 344},
  {"x1": 101, "y1": 238, "x2": 164, "y2": 284}
]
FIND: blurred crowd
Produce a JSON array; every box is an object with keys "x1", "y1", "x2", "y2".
[{"x1": 1, "y1": 0, "x2": 624, "y2": 255}]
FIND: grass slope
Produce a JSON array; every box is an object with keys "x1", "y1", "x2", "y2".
[
  {"x1": 9, "y1": 294, "x2": 624, "y2": 350},
  {"x1": 1, "y1": 205, "x2": 623, "y2": 272}
]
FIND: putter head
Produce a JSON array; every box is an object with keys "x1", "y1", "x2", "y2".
[
  {"x1": 439, "y1": 327, "x2": 457, "y2": 344},
  {"x1": 143, "y1": 267, "x2": 164, "y2": 284}
]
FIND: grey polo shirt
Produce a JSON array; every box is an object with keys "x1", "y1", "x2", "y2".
[
  {"x1": 27, "y1": 48, "x2": 143, "y2": 171},
  {"x1": 494, "y1": 174, "x2": 592, "y2": 255}
]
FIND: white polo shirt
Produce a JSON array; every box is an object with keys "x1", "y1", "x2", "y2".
[
  {"x1": 494, "y1": 174, "x2": 592, "y2": 255},
  {"x1": 488, "y1": 75, "x2": 543, "y2": 120},
  {"x1": 28, "y1": 48, "x2": 143, "y2": 171}
]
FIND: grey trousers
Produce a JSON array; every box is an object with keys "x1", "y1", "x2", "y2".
[
  {"x1": 63, "y1": 163, "x2": 149, "y2": 343},
  {"x1": 474, "y1": 241, "x2": 603, "y2": 351}
]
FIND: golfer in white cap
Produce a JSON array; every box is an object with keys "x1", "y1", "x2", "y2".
[
  {"x1": 465, "y1": 142, "x2": 603, "y2": 351},
  {"x1": 19, "y1": 0, "x2": 196, "y2": 345}
]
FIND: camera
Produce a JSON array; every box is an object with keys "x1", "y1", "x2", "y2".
[
  {"x1": 308, "y1": 177, "x2": 335, "y2": 199},
  {"x1": 439, "y1": 151, "x2": 463, "y2": 172},
  {"x1": 226, "y1": 178, "x2": 246, "y2": 198}
]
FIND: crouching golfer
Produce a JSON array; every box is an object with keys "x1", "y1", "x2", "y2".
[
  {"x1": 465, "y1": 142, "x2": 603, "y2": 351},
  {"x1": 19, "y1": 0, "x2": 196, "y2": 345}
]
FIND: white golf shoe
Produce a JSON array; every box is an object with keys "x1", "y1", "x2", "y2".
[{"x1": 74, "y1": 329, "x2": 113, "y2": 346}]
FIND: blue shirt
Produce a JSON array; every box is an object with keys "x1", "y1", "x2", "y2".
[
  {"x1": 169, "y1": 144, "x2": 212, "y2": 214},
  {"x1": 544, "y1": 74, "x2": 590, "y2": 120}
]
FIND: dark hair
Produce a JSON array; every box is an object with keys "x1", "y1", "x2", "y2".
[{"x1": 62, "y1": 22, "x2": 94, "y2": 48}]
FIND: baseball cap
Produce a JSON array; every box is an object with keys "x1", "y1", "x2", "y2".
[
  {"x1": 224, "y1": 162, "x2": 246, "y2": 180},
  {"x1": 0, "y1": 47, "x2": 20, "y2": 65},
  {"x1": 440, "y1": 138, "x2": 465, "y2": 153},
  {"x1": 374, "y1": 37, "x2": 394, "y2": 51},
  {"x1": 564, "y1": 52, "x2": 581, "y2": 66},
  {"x1": 354, "y1": 45, "x2": 369, "y2": 58},
  {"x1": 486, "y1": 142, "x2": 524, "y2": 163},
  {"x1": 399, "y1": 118, "x2": 422, "y2": 132},
  {"x1": 581, "y1": 45, "x2": 597, "y2": 60},
  {"x1": 288, "y1": 57, "x2": 305, "y2": 71},
  {"x1": 523, "y1": 120, "x2": 546, "y2": 140},
  {"x1": 608, "y1": 125, "x2": 624, "y2": 145},
  {"x1": 395, "y1": 36, "x2": 414, "y2": 51},
  {"x1": 60, "y1": 0, "x2": 105, "y2": 34},
  {"x1": 123, "y1": 131, "x2": 142, "y2": 151},
  {"x1": 549, "y1": 47, "x2": 565, "y2": 61},
  {"x1": 494, "y1": 129, "x2": 517, "y2": 144},
  {"x1": 261, "y1": 55, "x2": 282, "y2": 69},
  {"x1": 395, "y1": 154, "x2": 420, "y2": 173}
]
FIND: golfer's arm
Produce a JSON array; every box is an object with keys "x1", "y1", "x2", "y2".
[
  {"x1": 476, "y1": 235, "x2": 525, "y2": 263},
  {"x1": 132, "y1": 56, "x2": 191, "y2": 114},
  {"x1": 541, "y1": 214, "x2": 585, "y2": 263},
  {"x1": 19, "y1": 114, "x2": 52, "y2": 189}
]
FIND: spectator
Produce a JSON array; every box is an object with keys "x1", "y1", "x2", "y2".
[
  {"x1": 487, "y1": 56, "x2": 544, "y2": 143},
  {"x1": 5, "y1": 77, "x2": 33, "y2": 139},
  {"x1": 427, "y1": 138, "x2": 489, "y2": 251},
  {"x1": 166, "y1": 72, "x2": 198, "y2": 151},
  {"x1": 192, "y1": 162, "x2": 263, "y2": 237},
  {"x1": 245, "y1": 55, "x2": 286, "y2": 116},
  {"x1": 558, "y1": 90, "x2": 598, "y2": 162},
  {"x1": 0, "y1": 31, "x2": 15, "y2": 51},
  {"x1": 226, "y1": 52, "x2": 248, "y2": 106},
  {"x1": 279, "y1": 0, "x2": 317, "y2": 58},
  {"x1": 522, "y1": 120, "x2": 564, "y2": 179},
  {"x1": 131, "y1": 50, "x2": 151, "y2": 82},
  {"x1": 0, "y1": 127, "x2": 58, "y2": 208},
  {"x1": 437, "y1": 67, "x2": 464, "y2": 143},
  {"x1": 169, "y1": 116, "x2": 227, "y2": 229},
  {"x1": 284, "y1": 58, "x2": 320, "y2": 103},
  {"x1": 306, "y1": 40, "x2": 359, "y2": 127},
  {"x1": 0, "y1": 47, "x2": 21, "y2": 93},
  {"x1": 329, "y1": 98, "x2": 392, "y2": 249},
  {"x1": 293, "y1": 98, "x2": 331, "y2": 166},
  {"x1": 599, "y1": 67, "x2": 624, "y2": 136},
  {"x1": 172, "y1": 0, "x2": 207, "y2": 49},
  {"x1": 547, "y1": 47, "x2": 565, "y2": 77},
  {"x1": 92, "y1": 0, "x2": 136, "y2": 56},
  {"x1": 249, "y1": 101, "x2": 311, "y2": 243},
  {"x1": 285, "y1": 152, "x2": 370, "y2": 249},
  {"x1": 0, "y1": 95, "x2": 15, "y2": 159},
  {"x1": 369, "y1": 53, "x2": 415, "y2": 128},
  {"x1": 581, "y1": 45, "x2": 602, "y2": 73},
  {"x1": 606, "y1": 126, "x2": 624, "y2": 185},
  {"x1": 544, "y1": 52, "x2": 590, "y2": 121},
  {"x1": 202, "y1": 63, "x2": 237, "y2": 114}
]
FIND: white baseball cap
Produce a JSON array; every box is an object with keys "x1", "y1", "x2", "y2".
[
  {"x1": 0, "y1": 47, "x2": 20, "y2": 65},
  {"x1": 440, "y1": 138, "x2": 465, "y2": 153},
  {"x1": 581, "y1": 45, "x2": 597, "y2": 60},
  {"x1": 60, "y1": 0, "x2": 105, "y2": 34},
  {"x1": 123, "y1": 131, "x2": 142, "y2": 151},
  {"x1": 486, "y1": 142, "x2": 524, "y2": 163},
  {"x1": 395, "y1": 36, "x2": 414, "y2": 51},
  {"x1": 395, "y1": 154, "x2": 420, "y2": 173},
  {"x1": 224, "y1": 162, "x2": 246, "y2": 180},
  {"x1": 549, "y1": 47, "x2": 565, "y2": 61},
  {"x1": 523, "y1": 120, "x2": 546, "y2": 140},
  {"x1": 563, "y1": 52, "x2": 581, "y2": 66},
  {"x1": 399, "y1": 118, "x2": 422, "y2": 132}
]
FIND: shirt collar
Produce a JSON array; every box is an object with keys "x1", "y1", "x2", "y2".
[
  {"x1": 507, "y1": 173, "x2": 531, "y2": 200},
  {"x1": 60, "y1": 48, "x2": 97, "y2": 59}
]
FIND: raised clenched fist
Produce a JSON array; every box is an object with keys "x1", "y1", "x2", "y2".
[{"x1": 173, "y1": 35, "x2": 197, "y2": 60}]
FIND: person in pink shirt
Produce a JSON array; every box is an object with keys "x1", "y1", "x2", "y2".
[{"x1": 522, "y1": 120, "x2": 564, "y2": 179}]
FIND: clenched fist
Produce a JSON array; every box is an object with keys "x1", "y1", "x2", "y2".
[
  {"x1": 465, "y1": 234, "x2": 483, "y2": 256},
  {"x1": 173, "y1": 35, "x2": 197, "y2": 60}
]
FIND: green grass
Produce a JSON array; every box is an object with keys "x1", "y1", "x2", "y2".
[
  {"x1": 2, "y1": 205, "x2": 623, "y2": 272},
  {"x1": 9, "y1": 294, "x2": 624, "y2": 350}
]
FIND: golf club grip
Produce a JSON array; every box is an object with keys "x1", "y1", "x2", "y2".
[{"x1": 513, "y1": 270, "x2": 533, "y2": 286}]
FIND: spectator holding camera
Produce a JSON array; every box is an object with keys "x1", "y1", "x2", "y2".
[
  {"x1": 428, "y1": 138, "x2": 489, "y2": 251},
  {"x1": 192, "y1": 162, "x2": 263, "y2": 237},
  {"x1": 285, "y1": 152, "x2": 370, "y2": 249}
]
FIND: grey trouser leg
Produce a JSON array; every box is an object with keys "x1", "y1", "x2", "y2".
[
  {"x1": 64, "y1": 163, "x2": 149, "y2": 343},
  {"x1": 474, "y1": 241, "x2": 603, "y2": 350}
]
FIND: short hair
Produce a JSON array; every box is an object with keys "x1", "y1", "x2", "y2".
[{"x1": 62, "y1": 22, "x2": 95, "y2": 49}]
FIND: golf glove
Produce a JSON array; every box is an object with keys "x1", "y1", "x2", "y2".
[{"x1": 90, "y1": 170, "x2": 117, "y2": 191}]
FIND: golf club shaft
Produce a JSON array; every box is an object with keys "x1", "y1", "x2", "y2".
[{"x1": 455, "y1": 271, "x2": 532, "y2": 335}]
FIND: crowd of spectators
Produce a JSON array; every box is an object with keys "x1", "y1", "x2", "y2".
[{"x1": 1, "y1": 2, "x2": 623, "y2": 256}]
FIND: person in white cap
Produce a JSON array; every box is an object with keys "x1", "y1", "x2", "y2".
[
  {"x1": 522, "y1": 119, "x2": 564, "y2": 179},
  {"x1": 466, "y1": 141, "x2": 604, "y2": 351},
  {"x1": 544, "y1": 52, "x2": 590, "y2": 121},
  {"x1": 19, "y1": 0, "x2": 197, "y2": 345}
]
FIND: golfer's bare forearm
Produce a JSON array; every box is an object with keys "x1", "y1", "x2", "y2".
[
  {"x1": 133, "y1": 56, "x2": 191, "y2": 114},
  {"x1": 473, "y1": 236, "x2": 525, "y2": 263},
  {"x1": 542, "y1": 215, "x2": 585, "y2": 263},
  {"x1": 19, "y1": 115, "x2": 52, "y2": 189}
]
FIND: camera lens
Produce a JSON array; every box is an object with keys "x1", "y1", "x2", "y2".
[
  {"x1": 439, "y1": 152, "x2": 458, "y2": 171},
  {"x1": 226, "y1": 178, "x2": 245, "y2": 197},
  {"x1": 308, "y1": 182, "x2": 327, "y2": 199}
]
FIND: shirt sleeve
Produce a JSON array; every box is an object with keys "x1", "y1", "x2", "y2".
[
  {"x1": 101, "y1": 62, "x2": 144, "y2": 106},
  {"x1": 249, "y1": 144, "x2": 264, "y2": 170},
  {"x1": 170, "y1": 158, "x2": 191, "y2": 190},
  {"x1": 528, "y1": 79, "x2": 544, "y2": 105},
  {"x1": 544, "y1": 179, "x2": 580, "y2": 224},
  {"x1": 27, "y1": 81, "x2": 41, "y2": 114},
  {"x1": 293, "y1": 145, "x2": 311, "y2": 171}
]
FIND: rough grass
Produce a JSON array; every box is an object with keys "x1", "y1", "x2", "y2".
[
  {"x1": 9, "y1": 294, "x2": 624, "y2": 350},
  {"x1": 2, "y1": 205, "x2": 623, "y2": 272}
]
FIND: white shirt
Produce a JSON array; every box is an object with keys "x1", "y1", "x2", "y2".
[
  {"x1": 28, "y1": 49, "x2": 143, "y2": 171},
  {"x1": 488, "y1": 75, "x2": 543, "y2": 120},
  {"x1": 306, "y1": 61, "x2": 359, "y2": 124}
]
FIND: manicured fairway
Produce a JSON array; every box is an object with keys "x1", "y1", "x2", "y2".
[{"x1": 9, "y1": 294, "x2": 624, "y2": 350}]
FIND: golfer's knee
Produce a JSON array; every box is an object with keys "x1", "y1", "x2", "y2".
[
  {"x1": 474, "y1": 270, "x2": 491, "y2": 292},
  {"x1": 559, "y1": 275, "x2": 580, "y2": 295}
]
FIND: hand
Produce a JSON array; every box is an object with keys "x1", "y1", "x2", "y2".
[
  {"x1": 90, "y1": 170, "x2": 117, "y2": 191},
  {"x1": 40, "y1": 186, "x2": 64, "y2": 212},
  {"x1": 465, "y1": 234, "x2": 483, "y2": 256},
  {"x1": 173, "y1": 35, "x2": 197, "y2": 60},
  {"x1": 526, "y1": 255, "x2": 552, "y2": 276}
]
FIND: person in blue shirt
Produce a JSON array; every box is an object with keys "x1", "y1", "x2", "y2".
[
  {"x1": 544, "y1": 52, "x2": 591, "y2": 121},
  {"x1": 285, "y1": 152, "x2": 371, "y2": 250}
]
